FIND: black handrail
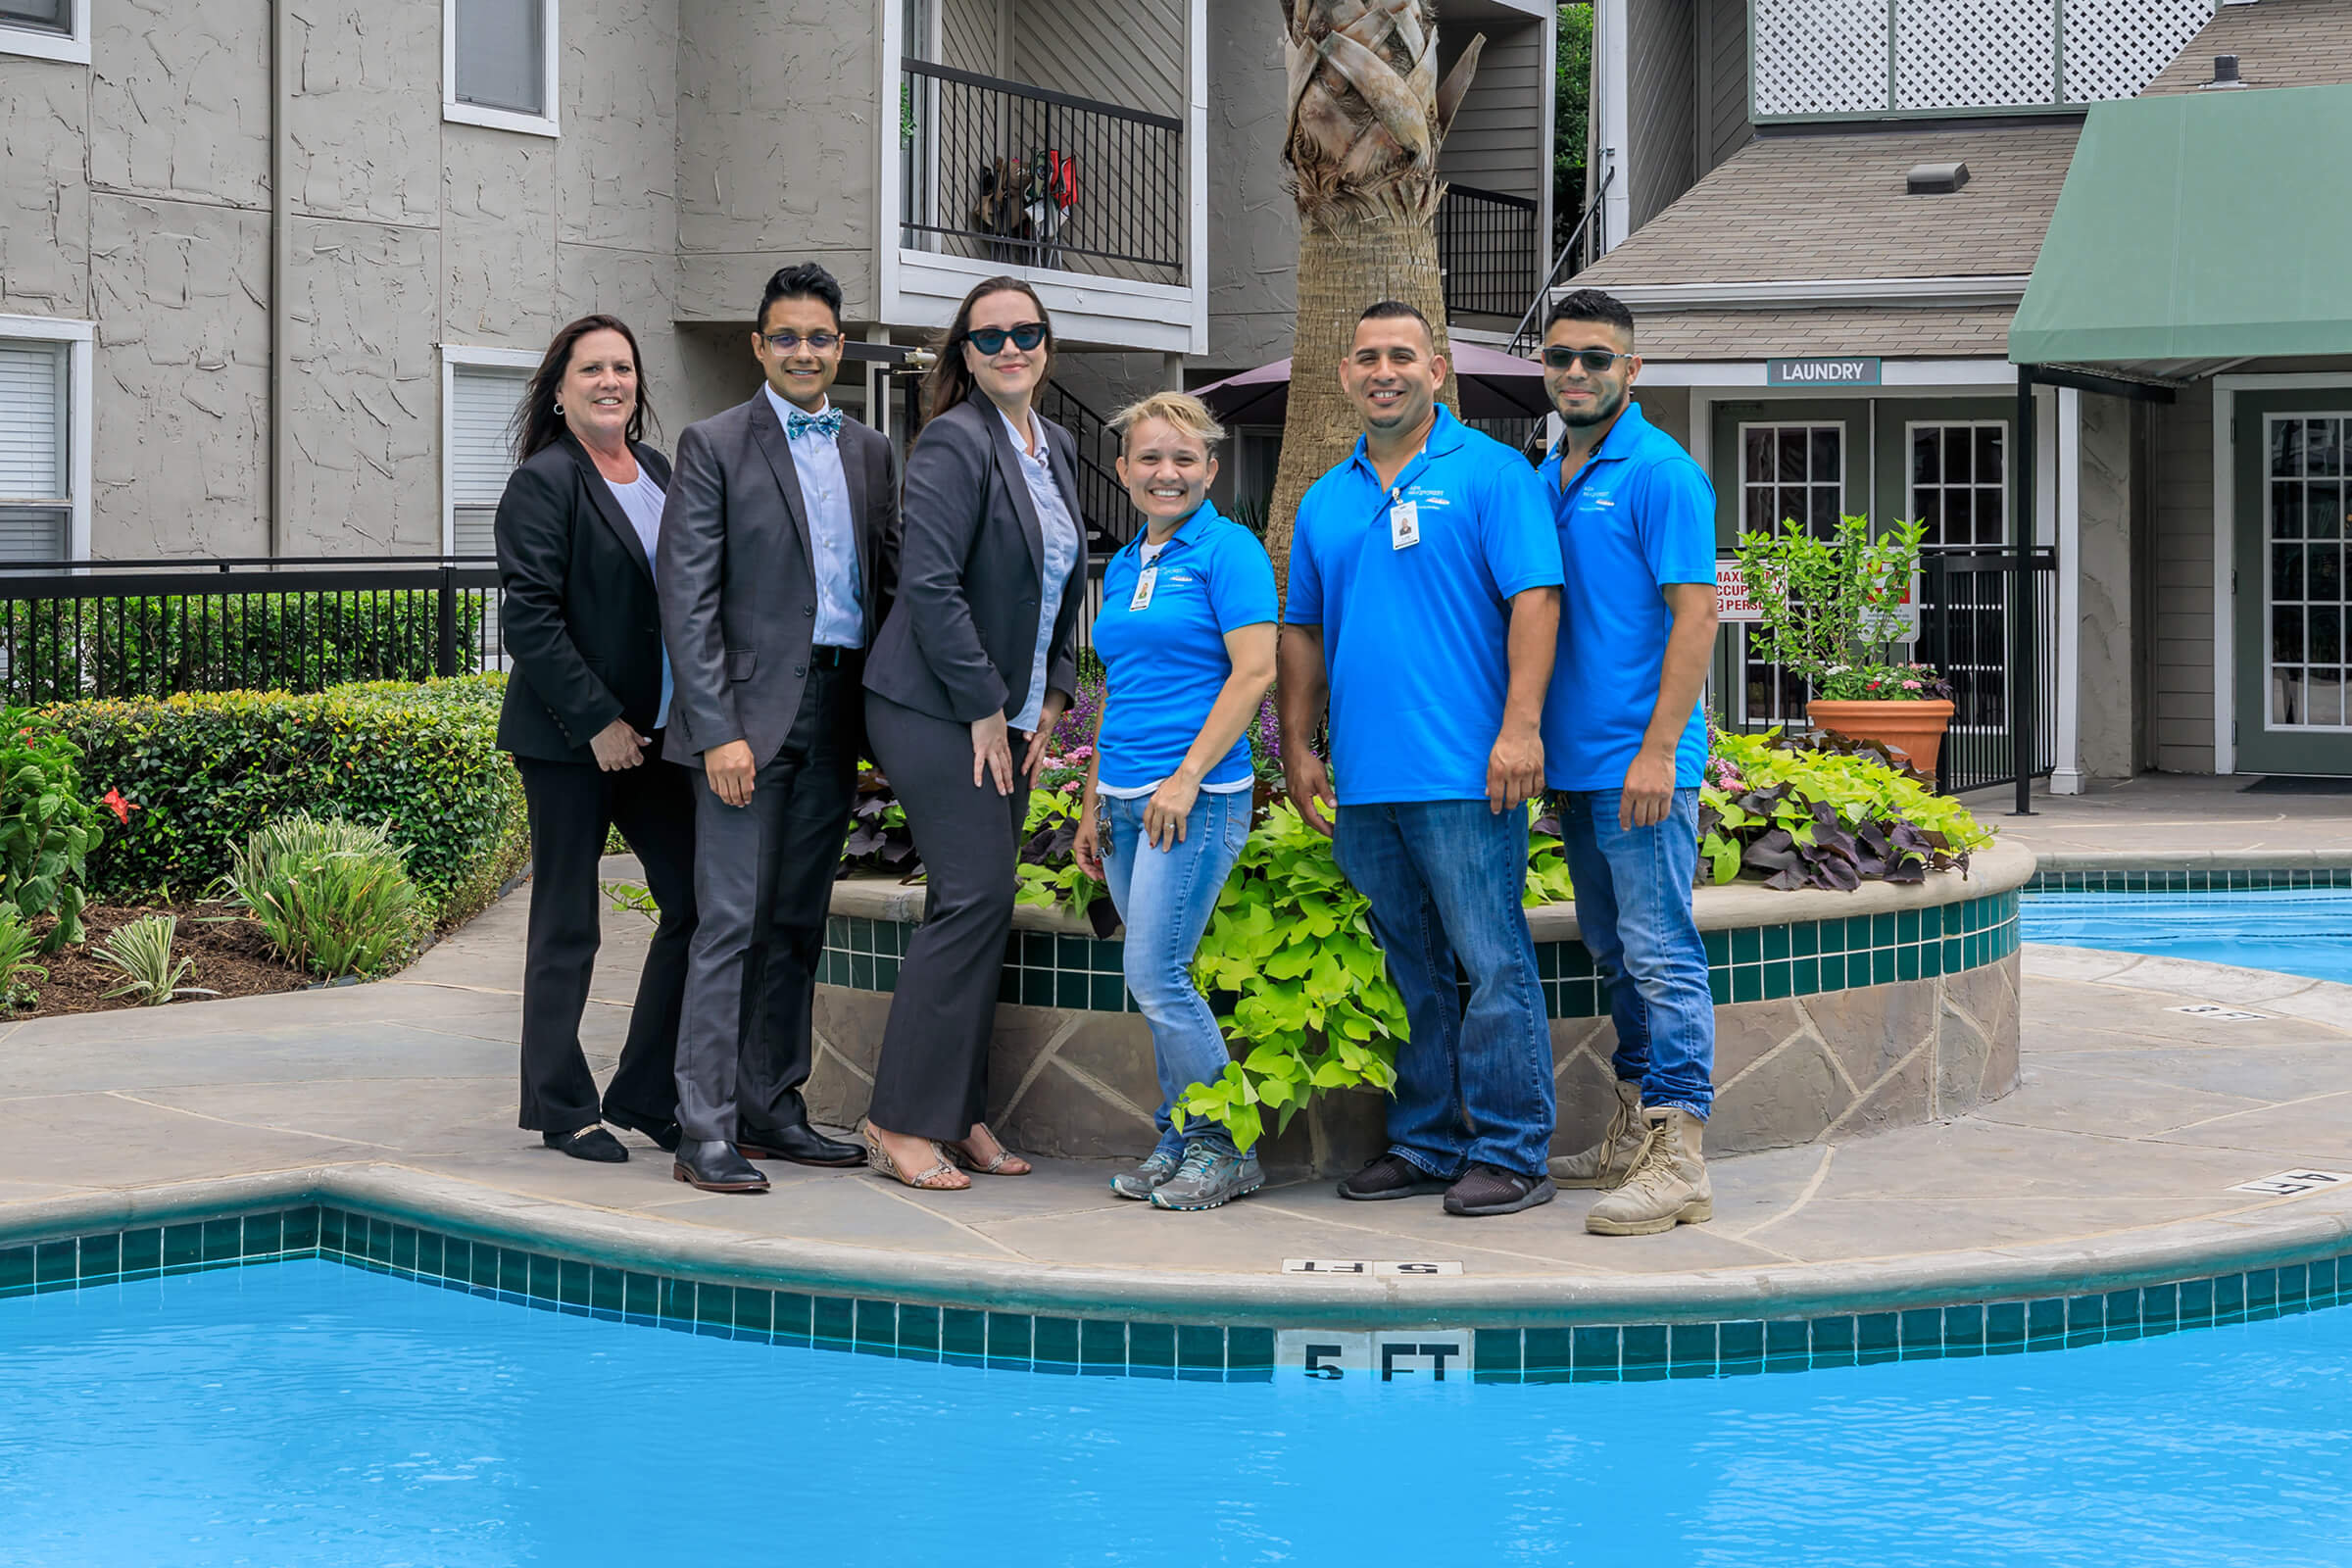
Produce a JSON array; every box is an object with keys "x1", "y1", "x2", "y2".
[
  {"x1": 1040, "y1": 383, "x2": 1143, "y2": 550},
  {"x1": 1437, "y1": 183, "x2": 1541, "y2": 319},
  {"x1": 1508, "y1": 163, "x2": 1617, "y2": 359}
]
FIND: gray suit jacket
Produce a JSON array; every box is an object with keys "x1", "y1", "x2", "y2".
[
  {"x1": 862, "y1": 392, "x2": 1089, "y2": 727},
  {"x1": 658, "y1": 393, "x2": 900, "y2": 769}
]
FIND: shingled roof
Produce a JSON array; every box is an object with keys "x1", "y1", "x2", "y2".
[
  {"x1": 1627, "y1": 305, "x2": 2018, "y2": 362},
  {"x1": 2141, "y1": 0, "x2": 2352, "y2": 95},
  {"x1": 1577, "y1": 121, "x2": 2082, "y2": 288}
]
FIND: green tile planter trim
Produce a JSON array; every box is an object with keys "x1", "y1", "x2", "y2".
[
  {"x1": 5, "y1": 1203, "x2": 2344, "y2": 1386},
  {"x1": 822, "y1": 889, "x2": 2022, "y2": 1018},
  {"x1": 2025, "y1": 867, "x2": 2352, "y2": 893}
]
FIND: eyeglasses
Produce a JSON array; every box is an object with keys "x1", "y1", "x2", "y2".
[
  {"x1": 762, "y1": 330, "x2": 842, "y2": 353},
  {"x1": 1543, "y1": 347, "x2": 1630, "y2": 372},
  {"x1": 966, "y1": 322, "x2": 1048, "y2": 355}
]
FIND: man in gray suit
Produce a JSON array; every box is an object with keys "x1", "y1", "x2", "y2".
[{"x1": 659, "y1": 263, "x2": 900, "y2": 1193}]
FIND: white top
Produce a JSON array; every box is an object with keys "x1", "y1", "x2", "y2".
[
  {"x1": 997, "y1": 406, "x2": 1083, "y2": 735},
  {"x1": 601, "y1": 466, "x2": 672, "y2": 729}
]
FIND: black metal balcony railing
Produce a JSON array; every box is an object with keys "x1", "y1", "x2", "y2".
[
  {"x1": 1039, "y1": 382, "x2": 1143, "y2": 552},
  {"x1": 900, "y1": 58, "x2": 1185, "y2": 282},
  {"x1": 1438, "y1": 183, "x2": 1541, "y2": 319}
]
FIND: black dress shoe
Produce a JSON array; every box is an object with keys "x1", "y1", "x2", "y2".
[
  {"x1": 543, "y1": 1125, "x2": 628, "y2": 1163},
  {"x1": 739, "y1": 1121, "x2": 865, "y2": 1167},
  {"x1": 604, "y1": 1104, "x2": 683, "y2": 1152},
  {"x1": 673, "y1": 1140, "x2": 769, "y2": 1193}
]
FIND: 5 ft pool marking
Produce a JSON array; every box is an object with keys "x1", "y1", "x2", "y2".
[
  {"x1": 1281, "y1": 1259, "x2": 1463, "y2": 1276},
  {"x1": 1275, "y1": 1329, "x2": 1474, "y2": 1381},
  {"x1": 2229, "y1": 1168, "x2": 2352, "y2": 1198},
  {"x1": 2169, "y1": 1004, "x2": 2273, "y2": 1022}
]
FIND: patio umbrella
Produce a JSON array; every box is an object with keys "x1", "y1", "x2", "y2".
[{"x1": 1192, "y1": 341, "x2": 1555, "y2": 424}]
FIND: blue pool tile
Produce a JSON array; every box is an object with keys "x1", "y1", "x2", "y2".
[
  {"x1": 812, "y1": 1295, "x2": 855, "y2": 1346},
  {"x1": 471, "y1": 1243, "x2": 502, "y2": 1294},
  {"x1": 526, "y1": 1251, "x2": 558, "y2": 1301},
  {"x1": 164, "y1": 1224, "x2": 203, "y2": 1274},
  {"x1": 895, "y1": 1302, "x2": 938, "y2": 1358},
  {"x1": 854, "y1": 1298, "x2": 897, "y2": 1351},
  {"x1": 1523, "y1": 1327, "x2": 1573, "y2": 1382},
  {"x1": 590, "y1": 1266, "x2": 623, "y2": 1318},
  {"x1": 1667, "y1": 1322, "x2": 1718, "y2": 1376},
  {"x1": 657, "y1": 1276, "x2": 694, "y2": 1324},
  {"x1": 2180, "y1": 1276, "x2": 2215, "y2": 1324},
  {"x1": 2026, "y1": 1298, "x2": 2066, "y2": 1345},
  {"x1": 1942, "y1": 1303, "x2": 1985, "y2": 1357},
  {"x1": 415, "y1": 1231, "x2": 443, "y2": 1282},
  {"x1": 2278, "y1": 1263, "x2": 2309, "y2": 1311},
  {"x1": 1762, "y1": 1320, "x2": 1807, "y2": 1373},
  {"x1": 242, "y1": 1213, "x2": 283, "y2": 1259},
  {"x1": 2312, "y1": 1255, "x2": 2339, "y2": 1304},
  {"x1": 1807, "y1": 1317, "x2": 1856, "y2": 1369},
  {"x1": 697, "y1": 1285, "x2": 739, "y2": 1338},
  {"x1": 2065, "y1": 1295, "x2": 2104, "y2": 1346},
  {"x1": 1474, "y1": 1329, "x2": 1522, "y2": 1383},
  {"x1": 942, "y1": 1307, "x2": 987, "y2": 1363},
  {"x1": 201, "y1": 1217, "x2": 241, "y2": 1263},
  {"x1": 1226, "y1": 1327, "x2": 1275, "y2": 1374},
  {"x1": 284, "y1": 1207, "x2": 319, "y2": 1253},
  {"x1": 34, "y1": 1240, "x2": 75, "y2": 1290},
  {"x1": 2102, "y1": 1289, "x2": 2141, "y2": 1341},
  {"x1": 2214, "y1": 1273, "x2": 2246, "y2": 1323},
  {"x1": 1079, "y1": 1319, "x2": 1126, "y2": 1373},
  {"x1": 1899, "y1": 1308, "x2": 1941, "y2": 1357},
  {"x1": 1856, "y1": 1312, "x2": 1899, "y2": 1364},
  {"x1": 1570, "y1": 1326, "x2": 1622, "y2": 1382},
  {"x1": 2244, "y1": 1268, "x2": 2278, "y2": 1320},
  {"x1": 1175, "y1": 1325, "x2": 1225, "y2": 1379},
  {"x1": 76, "y1": 1232, "x2": 120, "y2": 1282},
  {"x1": 1128, "y1": 1322, "x2": 1175, "y2": 1372},
  {"x1": 390, "y1": 1225, "x2": 416, "y2": 1275},
  {"x1": 987, "y1": 1312, "x2": 1033, "y2": 1365},
  {"x1": 1622, "y1": 1324, "x2": 1670, "y2": 1380},
  {"x1": 768, "y1": 1292, "x2": 811, "y2": 1344},
  {"x1": 2141, "y1": 1282, "x2": 2178, "y2": 1333},
  {"x1": 121, "y1": 1228, "x2": 162, "y2": 1277},
  {"x1": 1033, "y1": 1317, "x2": 1080, "y2": 1367},
  {"x1": 622, "y1": 1271, "x2": 658, "y2": 1320}
]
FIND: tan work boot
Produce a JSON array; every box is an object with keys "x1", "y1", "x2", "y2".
[
  {"x1": 1585, "y1": 1106, "x2": 1712, "y2": 1236},
  {"x1": 1549, "y1": 1078, "x2": 1646, "y2": 1190}
]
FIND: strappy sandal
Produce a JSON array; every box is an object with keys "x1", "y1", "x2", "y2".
[
  {"x1": 862, "y1": 1123, "x2": 969, "y2": 1191},
  {"x1": 942, "y1": 1128, "x2": 1032, "y2": 1177}
]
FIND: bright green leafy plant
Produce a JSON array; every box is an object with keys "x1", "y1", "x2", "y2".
[
  {"x1": 1736, "y1": 514, "x2": 1935, "y2": 691},
  {"x1": 1701, "y1": 728, "x2": 1991, "y2": 891},
  {"x1": 0, "y1": 710, "x2": 105, "y2": 951},
  {"x1": 219, "y1": 812, "x2": 427, "y2": 978},
  {"x1": 0, "y1": 906, "x2": 49, "y2": 1010},
  {"x1": 95, "y1": 912, "x2": 216, "y2": 1005}
]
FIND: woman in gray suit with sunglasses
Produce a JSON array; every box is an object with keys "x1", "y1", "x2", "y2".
[{"x1": 859, "y1": 276, "x2": 1089, "y2": 1191}]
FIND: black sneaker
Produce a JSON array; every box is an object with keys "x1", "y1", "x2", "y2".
[
  {"x1": 1443, "y1": 1163, "x2": 1556, "y2": 1217},
  {"x1": 1337, "y1": 1153, "x2": 1453, "y2": 1201}
]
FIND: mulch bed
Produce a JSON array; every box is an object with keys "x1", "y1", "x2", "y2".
[{"x1": 17, "y1": 902, "x2": 312, "y2": 1019}]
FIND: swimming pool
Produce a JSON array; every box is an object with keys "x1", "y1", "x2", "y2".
[
  {"x1": 2022, "y1": 886, "x2": 2352, "y2": 984},
  {"x1": 5, "y1": 1259, "x2": 2347, "y2": 1567}
]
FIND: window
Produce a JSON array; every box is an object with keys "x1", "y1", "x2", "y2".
[
  {"x1": 0, "y1": 322, "x2": 88, "y2": 563},
  {"x1": 1735, "y1": 422, "x2": 1844, "y2": 725},
  {"x1": 445, "y1": 0, "x2": 559, "y2": 137},
  {"x1": 444, "y1": 353, "x2": 535, "y2": 656},
  {"x1": 2267, "y1": 415, "x2": 2352, "y2": 731},
  {"x1": 1909, "y1": 421, "x2": 2010, "y2": 731},
  {"x1": 0, "y1": 0, "x2": 89, "y2": 64}
]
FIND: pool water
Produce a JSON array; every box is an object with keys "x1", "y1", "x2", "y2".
[
  {"x1": 5, "y1": 1261, "x2": 2351, "y2": 1566},
  {"x1": 2022, "y1": 887, "x2": 2352, "y2": 984}
]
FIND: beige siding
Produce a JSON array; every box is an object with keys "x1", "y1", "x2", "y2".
[
  {"x1": 940, "y1": 0, "x2": 999, "y2": 74},
  {"x1": 1696, "y1": 0, "x2": 1751, "y2": 177},
  {"x1": 1626, "y1": 0, "x2": 1695, "y2": 230},
  {"x1": 2150, "y1": 381, "x2": 2217, "y2": 773},
  {"x1": 1438, "y1": 18, "x2": 1545, "y2": 203},
  {"x1": 1016, "y1": 0, "x2": 1182, "y2": 117}
]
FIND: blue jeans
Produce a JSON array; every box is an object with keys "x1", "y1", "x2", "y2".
[
  {"x1": 1331, "y1": 801, "x2": 1555, "y2": 1180},
  {"x1": 1102, "y1": 788, "x2": 1252, "y2": 1159},
  {"x1": 1554, "y1": 788, "x2": 1714, "y2": 1118}
]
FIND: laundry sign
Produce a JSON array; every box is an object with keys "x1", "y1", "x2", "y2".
[{"x1": 1767, "y1": 356, "x2": 1882, "y2": 387}]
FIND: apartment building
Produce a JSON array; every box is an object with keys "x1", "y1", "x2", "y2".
[
  {"x1": 1572, "y1": 0, "x2": 2352, "y2": 786},
  {"x1": 0, "y1": 0, "x2": 1554, "y2": 565}
]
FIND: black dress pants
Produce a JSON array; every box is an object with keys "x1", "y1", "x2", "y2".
[
  {"x1": 514, "y1": 742, "x2": 699, "y2": 1134},
  {"x1": 862, "y1": 692, "x2": 1032, "y2": 1142},
  {"x1": 673, "y1": 660, "x2": 859, "y2": 1145}
]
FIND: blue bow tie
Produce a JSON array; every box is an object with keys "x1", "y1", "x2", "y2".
[{"x1": 786, "y1": 407, "x2": 843, "y2": 439}]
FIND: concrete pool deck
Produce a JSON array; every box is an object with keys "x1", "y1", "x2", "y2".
[
  {"x1": 1965, "y1": 772, "x2": 2352, "y2": 863},
  {"x1": 4, "y1": 862, "x2": 2352, "y2": 1323}
]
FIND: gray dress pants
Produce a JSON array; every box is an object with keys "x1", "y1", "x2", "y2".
[{"x1": 863, "y1": 691, "x2": 1031, "y2": 1142}]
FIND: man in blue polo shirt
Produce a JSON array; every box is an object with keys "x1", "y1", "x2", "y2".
[
  {"x1": 1280, "y1": 300, "x2": 1564, "y2": 1218},
  {"x1": 1537, "y1": 288, "x2": 1722, "y2": 1237}
]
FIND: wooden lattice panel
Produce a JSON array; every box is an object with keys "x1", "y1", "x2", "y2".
[
  {"x1": 2061, "y1": 0, "x2": 2215, "y2": 101},
  {"x1": 1895, "y1": 0, "x2": 2057, "y2": 109},
  {"x1": 1752, "y1": 0, "x2": 1890, "y2": 117}
]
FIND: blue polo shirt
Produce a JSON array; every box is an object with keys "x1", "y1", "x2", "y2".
[
  {"x1": 1285, "y1": 405, "x2": 1563, "y2": 804},
  {"x1": 1538, "y1": 401, "x2": 1717, "y2": 791},
  {"x1": 1092, "y1": 501, "x2": 1277, "y2": 790}
]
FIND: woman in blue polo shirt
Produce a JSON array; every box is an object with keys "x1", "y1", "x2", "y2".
[{"x1": 1072, "y1": 391, "x2": 1278, "y2": 1212}]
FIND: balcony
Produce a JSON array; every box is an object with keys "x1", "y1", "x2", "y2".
[{"x1": 1437, "y1": 182, "x2": 1542, "y2": 321}]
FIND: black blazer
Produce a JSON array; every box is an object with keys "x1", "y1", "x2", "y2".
[
  {"x1": 658, "y1": 394, "x2": 901, "y2": 769},
  {"x1": 862, "y1": 393, "x2": 1089, "y2": 727},
  {"x1": 494, "y1": 432, "x2": 675, "y2": 764}
]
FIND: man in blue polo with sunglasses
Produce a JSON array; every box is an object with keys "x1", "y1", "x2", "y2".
[{"x1": 1536, "y1": 287, "x2": 1722, "y2": 1238}]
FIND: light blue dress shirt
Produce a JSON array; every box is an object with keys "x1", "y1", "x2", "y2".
[
  {"x1": 762, "y1": 384, "x2": 864, "y2": 648},
  {"x1": 1000, "y1": 407, "x2": 1082, "y2": 734},
  {"x1": 599, "y1": 467, "x2": 672, "y2": 728}
]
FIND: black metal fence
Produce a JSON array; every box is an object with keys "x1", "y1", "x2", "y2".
[
  {"x1": 1438, "y1": 183, "x2": 1541, "y2": 319},
  {"x1": 1039, "y1": 383, "x2": 1143, "y2": 551},
  {"x1": 0, "y1": 557, "x2": 502, "y2": 704},
  {"x1": 899, "y1": 58, "x2": 1185, "y2": 283},
  {"x1": 1917, "y1": 545, "x2": 2059, "y2": 798}
]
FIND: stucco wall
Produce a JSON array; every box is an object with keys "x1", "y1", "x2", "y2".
[
  {"x1": 1201, "y1": 0, "x2": 1296, "y2": 376},
  {"x1": 2075, "y1": 390, "x2": 2135, "y2": 784},
  {"x1": 2150, "y1": 381, "x2": 2217, "y2": 773}
]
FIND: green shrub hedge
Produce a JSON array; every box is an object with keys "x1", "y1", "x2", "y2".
[
  {"x1": 5, "y1": 592, "x2": 487, "y2": 702},
  {"x1": 45, "y1": 674, "x2": 526, "y2": 924}
]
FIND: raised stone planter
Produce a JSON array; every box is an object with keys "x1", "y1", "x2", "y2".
[{"x1": 807, "y1": 840, "x2": 2034, "y2": 1173}]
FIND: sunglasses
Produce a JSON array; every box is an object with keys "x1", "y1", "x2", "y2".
[
  {"x1": 1543, "y1": 347, "x2": 1630, "y2": 372},
  {"x1": 762, "y1": 330, "x2": 841, "y2": 353},
  {"x1": 966, "y1": 322, "x2": 1048, "y2": 355}
]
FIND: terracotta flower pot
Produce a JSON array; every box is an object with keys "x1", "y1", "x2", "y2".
[{"x1": 1806, "y1": 699, "x2": 1956, "y2": 777}]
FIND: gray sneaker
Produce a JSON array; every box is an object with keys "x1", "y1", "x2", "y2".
[
  {"x1": 1150, "y1": 1144, "x2": 1263, "y2": 1211},
  {"x1": 1110, "y1": 1148, "x2": 1183, "y2": 1200}
]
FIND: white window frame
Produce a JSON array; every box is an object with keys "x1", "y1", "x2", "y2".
[
  {"x1": 0, "y1": 0, "x2": 89, "y2": 66},
  {"x1": 1732, "y1": 420, "x2": 1846, "y2": 727},
  {"x1": 1905, "y1": 418, "x2": 2013, "y2": 736},
  {"x1": 2261, "y1": 410, "x2": 2352, "y2": 735},
  {"x1": 440, "y1": 344, "x2": 541, "y2": 555},
  {"x1": 442, "y1": 0, "x2": 561, "y2": 139},
  {"x1": 0, "y1": 314, "x2": 92, "y2": 561}
]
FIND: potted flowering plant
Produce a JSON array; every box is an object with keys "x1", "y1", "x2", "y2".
[{"x1": 1734, "y1": 514, "x2": 1957, "y2": 776}]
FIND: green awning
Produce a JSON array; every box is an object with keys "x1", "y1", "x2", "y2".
[{"x1": 2010, "y1": 83, "x2": 2352, "y2": 366}]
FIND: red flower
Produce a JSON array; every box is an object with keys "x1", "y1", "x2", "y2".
[{"x1": 101, "y1": 788, "x2": 137, "y2": 825}]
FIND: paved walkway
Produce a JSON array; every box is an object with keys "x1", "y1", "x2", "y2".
[
  {"x1": 1964, "y1": 772, "x2": 2352, "y2": 860},
  {"x1": 3, "y1": 862, "x2": 2350, "y2": 1318}
]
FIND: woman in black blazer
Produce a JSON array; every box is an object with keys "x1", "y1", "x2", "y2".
[
  {"x1": 495, "y1": 314, "x2": 699, "y2": 1163},
  {"x1": 860, "y1": 277, "x2": 1090, "y2": 1190}
]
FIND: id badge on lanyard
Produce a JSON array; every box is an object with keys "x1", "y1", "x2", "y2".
[
  {"x1": 1390, "y1": 495, "x2": 1420, "y2": 550},
  {"x1": 1128, "y1": 565, "x2": 1157, "y2": 612}
]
